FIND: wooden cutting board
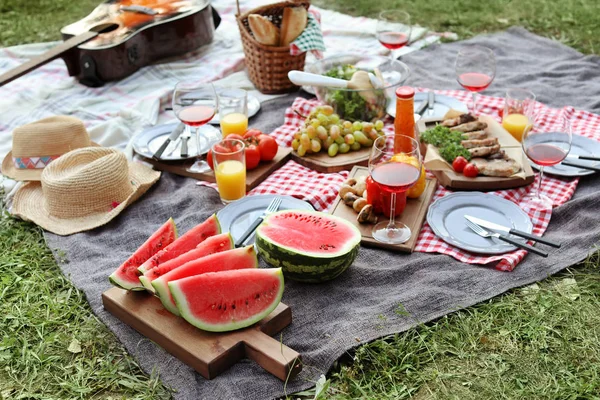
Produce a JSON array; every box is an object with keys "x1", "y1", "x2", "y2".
[
  {"x1": 290, "y1": 147, "x2": 370, "y2": 173},
  {"x1": 329, "y1": 166, "x2": 437, "y2": 253},
  {"x1": 102, "y1": 287, "x2": 302, "y2": 381},
  {"x1": 416, "y1": 116, "x2": 535, "y2": 190},
  {"x1": 143, "y1": 147, "x2": 292, "y2": 191}
]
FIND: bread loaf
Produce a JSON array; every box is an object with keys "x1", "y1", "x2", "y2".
[
  {"x1": 279, "y1": 7, "x2": 308, "y2": 47},
  {"x1": 248, "y1": 14, "x2": 280, "y2": 46}
]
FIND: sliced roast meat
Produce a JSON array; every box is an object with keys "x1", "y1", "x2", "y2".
[
  {"x1": 468, "y1": 144, "x2": 501, "y2": 158},
  {"x1": 461, "y1": 137, "x2": 499, "y2": 149},
  {"x1": 462, "y1": 130, "x2": 488, "y2": 140},
  {"x1": 441, "y1": 113, "x2": 477, "y2": 127},
  {"x1": 450, "y1": 121, "x2": 488, "y2": 132},
  {"x1": 470, "y1": 157, "x2": 521, "y2": 177}
]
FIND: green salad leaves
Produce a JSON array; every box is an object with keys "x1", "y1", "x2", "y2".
[{"x1": 420, "y1": 125, "x2": 471, "y2": 163}]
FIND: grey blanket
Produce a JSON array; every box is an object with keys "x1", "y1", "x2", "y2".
[{"x1": 44, "y1": 27, "x2": 600, "y2": 399}]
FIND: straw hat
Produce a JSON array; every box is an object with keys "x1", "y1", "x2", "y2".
[
  {"x1": 2, "y1": 115, "x2": 98, "y2": 181},
  {"x1": 12, "y1": 147, "x2": 161, "y2": 236}
]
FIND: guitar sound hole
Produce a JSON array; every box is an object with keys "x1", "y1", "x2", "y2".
[{"x1": 91, "y1": 23, "x2": 119, "y2": 34}]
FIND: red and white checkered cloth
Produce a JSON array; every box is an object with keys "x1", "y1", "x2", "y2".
[{"x1": 241, "y1": 92, "x2": 600, "y2": 272}]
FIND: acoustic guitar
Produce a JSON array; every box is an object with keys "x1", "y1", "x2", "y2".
[{"x1": 0, "y1": 0, "x2": 221, "y2": 87}]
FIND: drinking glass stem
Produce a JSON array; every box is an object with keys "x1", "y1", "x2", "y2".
[
  {"x1": 194, "y1": 126, "x2": 200, "y2": 156},
  {"x1": 386, "y1": 192, "x2": 397, "y2": 230},
  {"x1": 536, "y1": 166, "x2": 544, "y2": 200},
  {"x1": 471, "y1": 92, "x2": 478, "y2": 115}
]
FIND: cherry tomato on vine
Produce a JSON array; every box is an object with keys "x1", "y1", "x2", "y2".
[
  {"x1": 452, "y1": 156, "x2": 468, "y2": 173},
  {"x1": 245, "y1": 143, "x2": 261, "y2": 170},
  {"x1": 257, "y1": 135, "x2": 278, "y2": 161},
  {"x1": 463, "y1": 163, "x2": 479, "y2": 178}
]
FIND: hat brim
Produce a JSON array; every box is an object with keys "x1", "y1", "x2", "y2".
[
  {"x1": 12, "y1": 161, "x2": 160, "y2": 236},
  {"x1": 2, "y1": 143, "x2": 101, "y2": 181}
]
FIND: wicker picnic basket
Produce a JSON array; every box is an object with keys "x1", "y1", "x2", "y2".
[{"x1": 236, "y1": 0, "x2": 310, "y2": 94}]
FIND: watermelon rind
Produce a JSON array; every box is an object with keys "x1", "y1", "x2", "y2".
[
  {"x1": 139, "y1": 232, "x2": 234, "y2": 292},
  {"x1": 169, "y1": 268, "x2": 284, "y2": 332},
  {"x1": 255, "y1": 210, "x2": 361, "y2": 283},
  {"x1": 108, "y1": 218, "x2": 177, "y2": 291},
  {"x1": 152, "y1": 245, "x2": 258, "y2": 315},
  {"x1": 137, "y1": 214, "x2": 221, "y2": 275}
]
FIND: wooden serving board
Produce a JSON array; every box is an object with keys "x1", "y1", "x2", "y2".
[
  {"x1": 143, "y1": 147, "x2": 292, "y2": 192},
  {"x1": 330, "y1": 166, "x2": 437, "y2": 253},
  {"x1": 102, "y1": 287, "x2": 302, "y2": 381},
  {"x1": 416, "y1": 116, "x2": 535, "y2": 190},
  {"x1": 290, "y1": 147, "x2": 370, "y2": 173}
]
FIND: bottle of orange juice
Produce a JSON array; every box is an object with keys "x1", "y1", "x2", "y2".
[{"x1": 394, "y1": 86, "x2": 416, "y2": 153}]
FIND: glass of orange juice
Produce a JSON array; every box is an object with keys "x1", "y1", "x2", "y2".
[
  {"x1": 502, "y1": 88, "x2": 536, "y2": 142},
  {"x1": 218, "y1": 89, "x2": 248, "y2": 137},
  {"x1": 212, "y1": 139, "x2": 246, "y2": 204}
]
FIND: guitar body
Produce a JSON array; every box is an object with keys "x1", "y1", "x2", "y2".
[{"x1": 0, "y1": 0, "x2": 220, "y2": 88}]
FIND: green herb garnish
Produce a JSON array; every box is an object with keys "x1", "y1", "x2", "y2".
[{"x1": 420, "y1": 125, "x2": 471, "y2": 163}]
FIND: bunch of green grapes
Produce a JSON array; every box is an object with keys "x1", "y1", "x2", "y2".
[{"x1": 291, "y1": 105, "x2": 386, "y2": 157}]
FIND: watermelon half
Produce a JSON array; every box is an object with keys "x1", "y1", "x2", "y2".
[
  {"x1": 152, "y1": 245, "x2": 258, "y2": 315},
  {"x1": 137, "y1": 214, "x2": 220, "y2": 275},
  {"x1": 139, "y1": 232, "x2": 234, "y2": 292},
  {"x1": 255, "y1": 210, "x2": 361, "y2": 283},
  {"x1": 108, "y1": 218, "x2": 177, "y2": 290},
  {"x1": 169, "y1": 268, "x2": 284, "y2": 332}
]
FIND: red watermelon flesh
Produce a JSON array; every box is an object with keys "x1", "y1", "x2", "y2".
[
  {"x1": 169, "y1": 268, "x2": 284, "y2": 332},
  {"x1": 109, "y1": 218, "x2": 177, "y2": 291},
  {"x1": 137, "y1": 214, "x2": 220, "y2": 274},
  {"x1": 139, "y1": 232, "x2": 233, "y2": 292},
  {"x1": 152, "y1": 245, "x2": 258, "y2": 315}
]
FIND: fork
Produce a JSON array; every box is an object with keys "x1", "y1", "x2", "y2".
[
  {"x1": 235, "y1": 197, "x2": 282, "y2": 247},
  {"x1": 464, "y1": 219, "x2": 548, "y2": 257}
]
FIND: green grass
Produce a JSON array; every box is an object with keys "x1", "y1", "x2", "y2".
[{"x1": 2, "y1": 1, "x2": 600, "y2": 399}]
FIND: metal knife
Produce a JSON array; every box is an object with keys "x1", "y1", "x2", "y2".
[
  {"x1": 152, "y1": 123, "x2": 185, "y2": 160},
  {"x1": 464, "y1": 215, "x2": 561, "y2": 248},
  {"x1": 427, "y1": 92, "x2": 435, "y2": 116},
  {"x1": 566, "y1": 154, "x2": 600, "y2": 162},
  {"x1": 561, "y1": 160, "x2": 600, "y2": 172},
  {"x1": 180, "y1": 130, "x2": 191, "y2": 158},
  {"x1": 415, "y1": 99, "x2": 429, "y2": 116}
]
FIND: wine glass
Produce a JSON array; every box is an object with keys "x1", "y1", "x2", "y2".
[
  {"x1": 369, "y1": 134, "x2": 422, "y2": 244},
  {"x1": 455, "y1": 45, "x2": 496, "y2": 115},
  {"x1": 522, "y1": 112, "x2": 572, "y2": 210},
  {"x1": 376, "y1": 10, "x2": 411, "y2": 60},
  {"x1": 172, "y1": 82, "x2": 219, "y2": 173}
]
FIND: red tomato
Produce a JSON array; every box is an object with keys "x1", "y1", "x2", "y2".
[
  {"x1": 257, "y1": 135, "x2": 278, "y2": 161},
  {"x1": 243, "y1": 129, "x2": 263, "y2": 140},
  {"x1": 463, "y1": 163, "x2": 479, "y2": 178},
  {"x1": 226, "y1": 134, "x2": 245, "y2": 143},
  {"x1": 245, "y1": 144, "x2": 261, "y2": 170},
  {"x1": 206, "y1": 151, "x2": 214, "y2": 170},
  {"x1": 452, "y1": 156, "x2": 468, "y2": 173}
]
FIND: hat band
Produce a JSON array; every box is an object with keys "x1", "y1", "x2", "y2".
[{"x1": 13, "y1": 155, "x2": 61, "y2": 170}]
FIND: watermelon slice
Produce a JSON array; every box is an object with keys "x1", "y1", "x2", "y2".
[
  {"x1": 139, "y1": 232, "x2": 234, "y2": 292},
  {"x1": 255, "y1": 210, "x2": 361, "y2": 283},
  {"x1": 137, "y1": 214, "x2": 220, "y2": 275},
  {"x1": 169, "y1": 268, "x2": 284, "y2": 332},
  {"x1": 152, "y1": 245, "x2": 258, "y2": 315},
  {"x1": 108, "y1": 218, "x2": 177, "y2": 290}
]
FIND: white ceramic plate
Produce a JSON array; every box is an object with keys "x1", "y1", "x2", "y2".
[
  {"x1": 387, "y1": 92, "x2": 468, "y2": 120},
  {"x1": 216, "y1": 195, "x2": 314, "y2": 246},
  {"x1": 132, "y1": 123, "x2": 221, "y2": 161},
  {"x1": 426, "y1": 192, "x2": 533, "y2": 254},
  {"x1": 530, "y1": 134, "x2": 600, "y2": 177}
]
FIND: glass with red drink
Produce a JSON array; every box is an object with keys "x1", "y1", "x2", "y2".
[
  {"x1": 172, "y1": 82, "x2": 219, "y2": 172},
  {"x1": 368, "y1": 134, "x2": 422, "y2": 244},
  {"x1": 455, "y1": 45, "x2": 496, "y2": 115},
  {"x1": 376, "y1": 10, "x2": 411, "y2": 60},
  {"x1": 522, "y1": 112, "x2": 572, "y2": 210}
]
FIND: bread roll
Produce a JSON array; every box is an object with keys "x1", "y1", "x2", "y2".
[
  {"x1": 279, "y1": 7, "x2": 308, "y2": 46},
  {"x1": 248, "y1": 14, "x2": 280, "y2": 46}
]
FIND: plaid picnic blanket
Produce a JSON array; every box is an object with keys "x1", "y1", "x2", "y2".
[{"x1": 217, "y1": 93, "x2": 599, "y2": 272}]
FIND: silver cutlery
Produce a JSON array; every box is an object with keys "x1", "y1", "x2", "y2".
[
  {"x1": 464, "y1": 219, "x2": 548, "y2": 257},
  {"x1": 566, "y1": 153, "x2": 600, "y2": 162},
  {"x1": 427, "y1": 92, "x2": 435, "y2": 116},
  {"x1": 415, "y1": 99, "x2": 429, "y2": 116},
  {"x1": 235, "y1": 197, "x2": 282, "y2": 247},
  {"x1": 464, "y1": 215, "x2": 560, "y2": 248},
  {"x1": 152, "y1": 122, "x2": 185, "y2": 160},
  {"x1": 560, "y1": 160, "x2": 600, "y2": 172},
  {"x1": 180, "y1": 130, "x2": 191, "y2": 158}
]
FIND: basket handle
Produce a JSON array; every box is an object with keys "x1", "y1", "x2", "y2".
[{"x1": 236, "y1": 0, "x2": 240, "y2": 16}]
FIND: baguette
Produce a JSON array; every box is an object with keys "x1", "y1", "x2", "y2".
[
  {"x1": 248, "y1": 14, "x2": 280, "y2": 46},
  {"x1": 279, "y1": 6, "x2": 307, "y2": 46}
]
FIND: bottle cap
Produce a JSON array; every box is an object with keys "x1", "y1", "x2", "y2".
[{"x1": 395, "y1": 86, "x2": 415, "y2": 99}]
